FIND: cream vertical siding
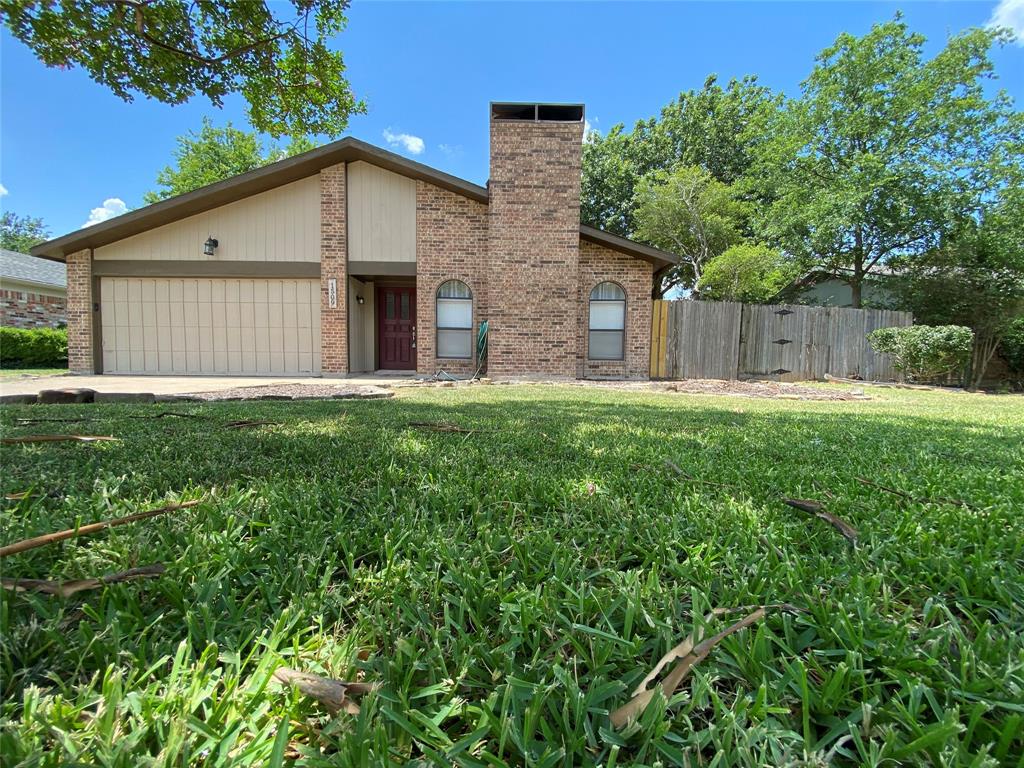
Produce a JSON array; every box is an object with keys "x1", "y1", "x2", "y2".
[
  {"x1": 94, "y1": 177, "x2": 320, "y2": 262},
  {"x1": 347, "y1": 276, "x2": 376, "y2": 372},
  {"x1": 100, "y1": 277, "x2": 321, "y2": 374},
  {"x1": 347, "y1": 161, "x2": 416, "y2": 263}
]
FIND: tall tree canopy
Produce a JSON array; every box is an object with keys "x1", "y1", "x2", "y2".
[
  {"x1": 581, "y1": 75, "x2": 777, "y2": 238},
  {"x1": 632, "y1": 166, "x2": 749, "y2": 297},
  {"x1": 748, "y1": 18, "x2": 1022, "y2": 307},
  {"x1": 2, "y1": 0, "x2": 364, "y2": 138},
  {"x1": 145, "y1": 118, "x2": 318, "y2": 203},
  {"x1": 0, "y1": 211, "x2": 49, "y2": 253}
]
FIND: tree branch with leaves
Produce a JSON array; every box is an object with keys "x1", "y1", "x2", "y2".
[{"x1": 2, "y1": 0, "x2": 365, "y2": 138}]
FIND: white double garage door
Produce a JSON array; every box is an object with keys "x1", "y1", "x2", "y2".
[{"x1": 100, "y1": 277, "x2": 321, "y2": 375}]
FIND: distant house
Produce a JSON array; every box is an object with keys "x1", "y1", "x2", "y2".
[
  {"x1": 0, "y1": 249, "x2": 67, "y2": 328},
  {"x1": 773, "y1": 266, "x2": 899, "y2": 308}
]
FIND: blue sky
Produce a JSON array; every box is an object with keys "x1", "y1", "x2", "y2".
[{"x1": 1, "y1": 1, "x2": 1022, "y2": 239}]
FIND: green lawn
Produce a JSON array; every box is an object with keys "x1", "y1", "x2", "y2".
[
  {"x1": 1, "y1": 385, "x2": 1022, "y2": 766},
  {"x1": 0, "y1": 367, "x2": 68, "y2": 379}
]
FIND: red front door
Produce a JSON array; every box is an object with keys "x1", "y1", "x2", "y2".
[{"x1": 378, "y1": 286, "x2": 416, "y2": 370}]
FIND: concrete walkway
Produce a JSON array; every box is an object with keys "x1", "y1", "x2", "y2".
[{"x1": 0, "y1": 373, "x2": 417, "y2": 397}]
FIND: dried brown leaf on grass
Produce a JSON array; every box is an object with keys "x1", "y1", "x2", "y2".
[
  {"x1": 273, "y1": 667, "x2": 380, "y2": 715},
  {"x1": 1, "y1": 564, "x2": 165, "y2": 598},
  {"x1": 662, "y1": 459, "x2": 736, "y2": 489},
  {"x1": 782, "y1": 498, "x2": 859, "y2": 543},
  {"x1": 15, "y1": 417, "x2": 94, "y2": 424},
  {"x1": 855, "y1": 476, "x2": 972, "y2": 509},
  {"x1": 408, "y1": 421, "x2": 476, "y2": 434},
  {"x1": 1, "y1": 435, "x2": 119, "y2": 445},
  {"x1": 610, "y1": 607, "x2": 768, "y2": 729},
  {"x1": 0, "y1": 498, "x2": 204, "y2": 557},
  {"x1": 129, "y1": 412, "x2": 205, "y2": 420}
]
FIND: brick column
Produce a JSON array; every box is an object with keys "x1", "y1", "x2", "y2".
[
  {"x1": 488, "y1": 111, "x2": 584, "y2": 378},
  {"x1": 320, "y1": 163, "x2": 348, "y2": 375},
  {"x1": 65, "y1": 248, "x2": 94, "y2": 374}
]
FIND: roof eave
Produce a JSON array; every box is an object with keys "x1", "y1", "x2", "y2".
[
  {"x1": 579, "y1": 225, "x2": 678, "y2": 268},
  {"x1": 29, "y1": 137, "x2": 675, "y2": 269},
  {"x1": 30, "y1": 137, "x2": 489, "y2": 261}
]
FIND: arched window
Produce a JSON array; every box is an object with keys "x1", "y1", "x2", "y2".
[
  {"x1": 589, "y1": 282, "x2": 626, "y2": 360},
  {"x1": 436, "y1": 280, "x2": 473, "y2": 359}
]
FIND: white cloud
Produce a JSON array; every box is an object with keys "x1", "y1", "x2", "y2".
[
  {"x1": 382, "y1": 128, "x2": 425, "y2": 155},
  {"x1": 438, "y1": 143, "x2": 462, "y2": 158},
  {"x1": 583, "y1": 119, "x2": 599, "y2": 143},
  {"x1": 0, "y1": 183, "x2": 7, "y2": 196},
  {"x1": 82, "y1": 198, "x2": 128, "y2": 228},
  {"x1": 989, "y1": 0, "x2": 1024, "y2": 44}
]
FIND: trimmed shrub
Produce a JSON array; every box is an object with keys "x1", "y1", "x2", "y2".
[
  {"x1": 867, "y1": 325, "x2": 973, "y2": 383},
  {"x1": 0, "y1": 327, "x2": 68, "y2": 367}
]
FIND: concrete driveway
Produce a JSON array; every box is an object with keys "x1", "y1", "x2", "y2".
[{"x1": 0, "y1": 373, "x2": 415, "y2": 397}]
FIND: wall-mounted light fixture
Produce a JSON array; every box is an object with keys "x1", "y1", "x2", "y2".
[
  {"x1": 203, "y1": 237, "x2": 219, "y2": 256},
  {"x1": 356, "y1": 295, "x2": 365, "y2": 305}
]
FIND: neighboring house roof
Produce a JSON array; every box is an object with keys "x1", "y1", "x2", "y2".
[
  {"x1": 772, "y1": 265, "x2": 898, "y2": 302},
  {"x1": 30, "y1": 137, "x2": 677, "y2": 269},
  {"x1": 0, "y1": 249, "x2": 67, "y2": 289}
]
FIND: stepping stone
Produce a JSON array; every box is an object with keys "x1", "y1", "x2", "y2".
[
  {"x1": 0, "y1": 394, "x2": 37, "y2": 405},
  {"x1": 37, "y1": 388, "x2": 96, "y2": 404}
]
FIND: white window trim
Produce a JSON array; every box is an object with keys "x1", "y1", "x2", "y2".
[
  {"x1": 436, "y1": 280, "x2": 474, "y2": 360},
  {"x1": 588, "y1": 282, "x2": 626, "y2": 362}
]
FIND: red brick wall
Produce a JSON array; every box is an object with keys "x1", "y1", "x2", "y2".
[
  {"x1": 320, "y1": 163, "x2": 348, "y2": 374},
  {"x1": 0, "y1": 289, "x2": 66, "y2": 329},
  {"x1": 65, "y1": 249, "x2": 93, "y2": 373},
  {"x1": 487, "y1": 117, "x2": 584, "y2": 377},
  {"x1": 577, "y1": 241, "x2": 653, "y2": 379},
  {"x1": 415, "y1": 181, "x2": 489, "y2": 376}
]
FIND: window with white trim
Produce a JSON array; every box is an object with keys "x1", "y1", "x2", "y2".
[
  {"x1": 436, "y1": 280, "x2": 473, "y2": 359},
  {"x1": 588, "y1": 282, "x2": 626, "y2": 360}
]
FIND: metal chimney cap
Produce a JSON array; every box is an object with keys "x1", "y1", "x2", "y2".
[{"x1": 490, "y1": 102, "x2": 584, "y2": 123}]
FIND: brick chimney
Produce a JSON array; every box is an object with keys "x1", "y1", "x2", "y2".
[{"x1": 487, "y1": 103, "x2": 585, "y2": 377}]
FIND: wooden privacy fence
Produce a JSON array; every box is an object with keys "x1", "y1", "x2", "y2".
[{"x1": 650, "y1": 300, "x2": 913, "y2": 382}]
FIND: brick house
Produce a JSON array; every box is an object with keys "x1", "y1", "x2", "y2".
[
  {"x1": 0, "y1": 249, "x2": 67, "y2": 329},
  {"x1": 31, "y1": 103, "x2": 677, "y2": 379}
]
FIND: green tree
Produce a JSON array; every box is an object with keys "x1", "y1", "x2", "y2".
[
  {"x1": 895, "y1": 188, "x2": 1024, "y2": 388},
  {"x1": 698, "y1": 243, "x2": 797, "y2": 303},
  {"x1": 749, "y1": 18, "x2": 1021, "y2": 308},
  {"x1": 582, "y1": 75, "x2": 777, "y2": 238},
  {"x1": 2, "y1": 0, "x2": 364, "y2": 138},
  {"x1": 632, "y1": 166, "x2": 749, "y2": 297},
  {"x1": 145, "y1": 118, "x2": 319, "y2": 203},
  {"x1": 0, "y1": 211, "x2": 49, "y2": 252}
]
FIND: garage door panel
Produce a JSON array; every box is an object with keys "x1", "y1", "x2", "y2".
[{"x1": 101, "y1": 277, "x2": 320, "y2": 375}]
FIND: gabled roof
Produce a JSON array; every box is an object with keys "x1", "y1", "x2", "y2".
[
  {"x1": 1, "y1": 249, "x2": 67, "y2": 288},
  {"x1": 31, "y1": 136, "x2": 677, "y2": 268}
]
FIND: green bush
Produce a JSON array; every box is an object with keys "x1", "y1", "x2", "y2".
[
  {"x1": 0, "y1": 326, "x2": 68, "y2": 367},
  {"x1": 867, "y1": 324, "x2": 973, "y2": 383}
]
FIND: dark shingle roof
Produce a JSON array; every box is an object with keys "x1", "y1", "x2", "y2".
[{"x1": 0, "y1": 249, "x2": 67, "y2": 288}]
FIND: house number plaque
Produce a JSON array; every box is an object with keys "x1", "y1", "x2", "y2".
[{"x1": 328, "y1": 278, "x2": 337, "y2": 309}]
